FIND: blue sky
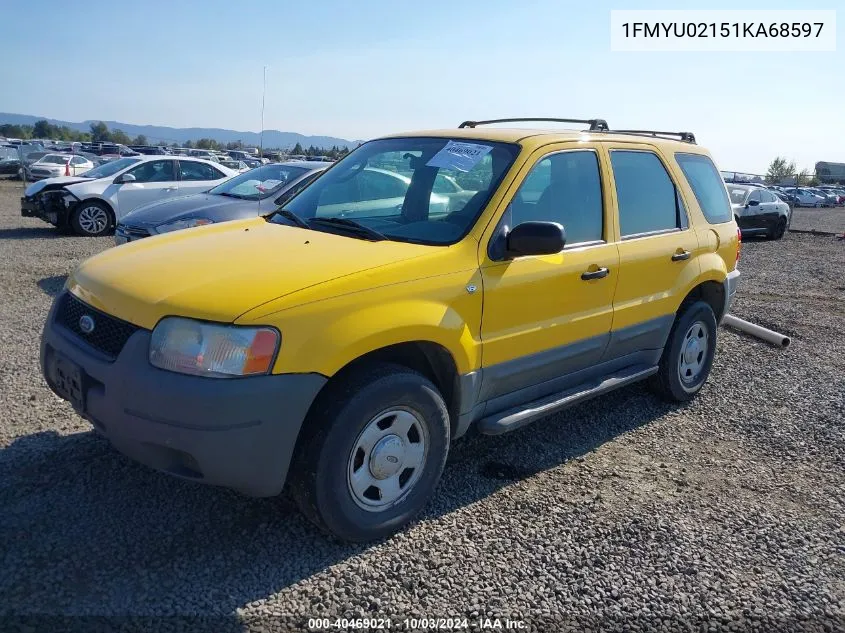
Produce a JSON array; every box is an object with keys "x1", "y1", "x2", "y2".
[{"x1": 1, "y1": 0, "x2": 842, "y2": 173}]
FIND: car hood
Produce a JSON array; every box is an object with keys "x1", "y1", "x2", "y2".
[
  {"x1": 25, "y1": 176, "x2": 93, "y2": 196},
  {"x1": 121, "y1": 193, "x2": 261, "y2": 227},
  {"x1": 66, "y1": 217, "x2": 435, "y2": 330}
]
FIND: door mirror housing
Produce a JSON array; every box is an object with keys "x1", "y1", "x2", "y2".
[
  {"x1": 114, "y1": 173, "x2": 136, "y2": 184},
  {"x1": 746, "y1": 199, "x2": 760, "y2": 207},
  {"x1": 505, "y1": 221, "x2": 566, "y2": 258}
]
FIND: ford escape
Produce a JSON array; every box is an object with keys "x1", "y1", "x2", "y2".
[{"x1": 41, "y1": 117, "x2": 740, "y2": 541}]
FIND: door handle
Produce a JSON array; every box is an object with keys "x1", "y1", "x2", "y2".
[
  {"x1": 581, "y1": 267, "x2": 609, "y2": 281},
  {"x1": 671, "y1": 250, "x2": 691, "y2": 262},
  {"x1": 163, "y1": 187, "x2": 177, "y2": 192}
]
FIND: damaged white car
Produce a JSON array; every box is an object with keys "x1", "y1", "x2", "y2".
[{"x1": 20, "y1": 156, "x2": 236, "y2": 236}]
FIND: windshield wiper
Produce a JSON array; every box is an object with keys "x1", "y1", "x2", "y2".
[
  {"x1": 272, "y1": 208, "x2": 311, "y2": 229},
  {"x1": 308, "y1": 217, "x2": 387, "y2": 241}
]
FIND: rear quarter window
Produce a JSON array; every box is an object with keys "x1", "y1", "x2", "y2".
[{"x1": 675, "y1": 153, "x2": 733, "y2": 224}]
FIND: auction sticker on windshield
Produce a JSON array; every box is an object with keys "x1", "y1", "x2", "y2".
[
  {"x1": 257, "y1": 179, "x2": 283, "y2": 192},
  {"x1": 426, "y1": 141, "x2": 492, "y2": 172}
]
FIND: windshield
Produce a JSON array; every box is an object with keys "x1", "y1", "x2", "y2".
[
  {"x1": 80, "y1": 157, "x2": 142, "y2": 179},
  {"x1": 727, "y1": 187, "x2": 750, "y2": 205},
  {"x1": 270, "y1": 137, "x2": 519, "y2": 245},
  {"x1": 208, "y1": 164, "x2": 309, "y2": 200},
  {"x1": 40, "y1": 155, "x2": 70, "y2": 165}
]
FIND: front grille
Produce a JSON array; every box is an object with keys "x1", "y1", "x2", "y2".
[{"x1": 55, "y1": 293, "x2": 140, "y2": 359}]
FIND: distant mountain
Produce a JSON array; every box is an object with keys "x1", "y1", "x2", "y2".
[{"x1": 0, "y1": 112, "x2": 356, "y2": 149}]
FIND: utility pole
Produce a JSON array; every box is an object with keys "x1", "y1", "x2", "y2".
[{"x1": 259, "y1": 65, "x2": 267, "y2": 161}]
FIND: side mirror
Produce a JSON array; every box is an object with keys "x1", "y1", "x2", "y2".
[
  {"x1": 115, "y1": 173, "x2": 136, "y2": 184},
  {"x1": 505, "y1": 221, "x2": 566, "y2": 258},
  {"x1": 747, "y1": 199, "x2": 760, "y2": 207}
]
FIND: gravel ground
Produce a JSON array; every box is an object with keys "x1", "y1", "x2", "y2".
[
  {"x1": 789, "y1": 206, "x2": 845, "y2": 235},
  {"x1": 0, "y1": 177, "x2": 843, "y2": 633}
]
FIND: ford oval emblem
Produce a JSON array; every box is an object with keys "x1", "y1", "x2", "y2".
[{"x1": 79, "y1": 315, "x2": 95, "y2": 334}]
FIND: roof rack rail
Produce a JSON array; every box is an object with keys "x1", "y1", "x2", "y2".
[
  {"x1": 609, "y1": 129, "x2": 697, "y2": 144},
  {"x1": 458, "y1": 117, "x2": 609, "y2": 131}
]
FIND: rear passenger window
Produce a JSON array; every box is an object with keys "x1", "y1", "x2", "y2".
[
  {"x1": 506, "y1": 150, "x2": 603, "y2": 245},
  {"x1": 675, "y1": 153, "x2": 733, "y2": 224},
  {"x1": 179, "y1": 161, "x2": 220, "y2": 181},
  {"x1": 611, "y1": 151, "x2": 683, "y2": 237}
]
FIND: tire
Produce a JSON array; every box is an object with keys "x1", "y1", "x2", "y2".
[
  {"x1": 289, "y1": 363, "x2": 450, "y2": 542},
  {"x1": 770, "y1": 217, "x2": 787, "y2": 240},
  {"x1": 70, "y1": 200, "x2": 114, "y2": 237},
  {"x1": 648, "y1": 300, "x2": 717, "y2": 403}
]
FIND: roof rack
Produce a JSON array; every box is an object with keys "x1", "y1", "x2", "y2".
[
  {"x1": 458, "y1": 117, "x2": 609, "y2": 131},
  {"x1": 609, "y1": 129, "x2": 697, "y2": 144}
]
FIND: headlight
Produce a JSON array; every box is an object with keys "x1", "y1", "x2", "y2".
[
  {"x1": 149, "y1": 317, "x2": 279, "y2": 378},
  {"x1": 154, "y1": 217, "x2": 214, "y2": 234}
]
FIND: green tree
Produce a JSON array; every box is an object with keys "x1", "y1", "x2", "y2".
[
  {"x1": 291, "y1": 142, "x2": 304, "y2": 155},
  {"x1": 132, "y1": 134, "x2": 148, "y2": 145},
  {"x1": 33, "y1": 119, "x2": 54, "y2": 139},
  {"x1": 90, "y1": 121, "x2": 109, "y2": 142},
  {"x1": 195, "y1": 138, "x2": 219, "y2": 150},
  {"x1": 184, "y1": 140, "x2": 194, "y2": 149},
  {"x1": 110, "y1": 128, "x2": 131, "y2": 144},
  {"x1": 765, "y1": 157, "x2": 796, "y2": 184},
  {"x1": 0, "y1": 124, "x2": 30, "y2": 139},
  {"x1": 795, "y1": 168, "x2": 809, "y2": 187}
]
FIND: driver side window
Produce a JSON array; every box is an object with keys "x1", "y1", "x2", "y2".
[{"x1": 504, "y1": 150, "x2": 604, "y2": 245}]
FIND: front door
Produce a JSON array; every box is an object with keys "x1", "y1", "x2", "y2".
[
  {"x1": 479, "y1": 145, "x2": 619, "y2": 401},
  {"x1": 114, "y1": 159, "x2": 179, "y2": 218}
]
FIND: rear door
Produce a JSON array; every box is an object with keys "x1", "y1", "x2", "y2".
[
  {"x1": 113, "y1": 159, "x2": 179, "y2": 218},
  {"x1": 177, "y1": 160, "x2": 230, "y2": 196},
  {"x1": 602, "y1": 143, "x2": 700, "y2": 352},
  {"x1": 70, "y1": 156, "x2": 88, "y2": 176}
]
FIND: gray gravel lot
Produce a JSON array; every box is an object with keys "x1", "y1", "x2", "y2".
[
  {"x1": 0, "y1": 177, "x2": 843, "y2": 632},
  {"x1": 789, "y1": 206, "x2": 845, "y2": 235}
]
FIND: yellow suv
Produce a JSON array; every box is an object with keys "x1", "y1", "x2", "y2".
[{"x1": 41, "y1": 118, "x2": 740, "y2": 541}]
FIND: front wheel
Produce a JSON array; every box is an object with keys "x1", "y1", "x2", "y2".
[
  {"x1": 290, "y1": 364, "x2": 450, "y2": 542},
  {"x1": 648, "y1": 301, "x2": 717, "y2": 403},
  {"x1": 71, "y1": 201, "x2": 114, "y2": 237}
]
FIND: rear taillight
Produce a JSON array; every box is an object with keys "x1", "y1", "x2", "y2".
[{"x1": 736, "y1": 226, "x2": 742, "y2": 264}]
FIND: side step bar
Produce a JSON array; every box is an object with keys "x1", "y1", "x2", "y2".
[{"x1": 476, "y1": 365, "x2": 658, "y2": 436}]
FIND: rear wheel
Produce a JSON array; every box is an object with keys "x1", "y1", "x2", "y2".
[
  {"x1": 290, "y1": 363, "x2": 450, "y2": 542},
  {"x1": 71, "y1": 201, "x2": 114, "y2": 237},
  {"x1": 648, "y1": 301, "x2": 717, "y2": 403},
  {"x1": 770, "y1": 217, "x2": 787, "y2": 240}
]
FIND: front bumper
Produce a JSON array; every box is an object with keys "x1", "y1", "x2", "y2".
[
  {"x1": 40, "y1": 294, "x2": 327, "y2": 497},
  {"x1": 21, "y1": 191, "x2": 76, "y2": 227}
]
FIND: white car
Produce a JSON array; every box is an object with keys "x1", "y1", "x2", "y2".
[
  {"x1": 785, "y1": 188, "x2": 825, "y2": 207},
  {"x1": 27, "y1": 154, "x2": 95, "y2": 180},
  {"x1": 20, "y1": 156, "x2": 236, "y2": 236}
]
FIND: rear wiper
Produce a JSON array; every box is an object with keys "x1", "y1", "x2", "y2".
[
  {"x1": 272, "y1": 208, "x2": 310, "y2": 229},
  {"x1": 308, "y1": 217, "x2": 387, "y2": 241}
]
